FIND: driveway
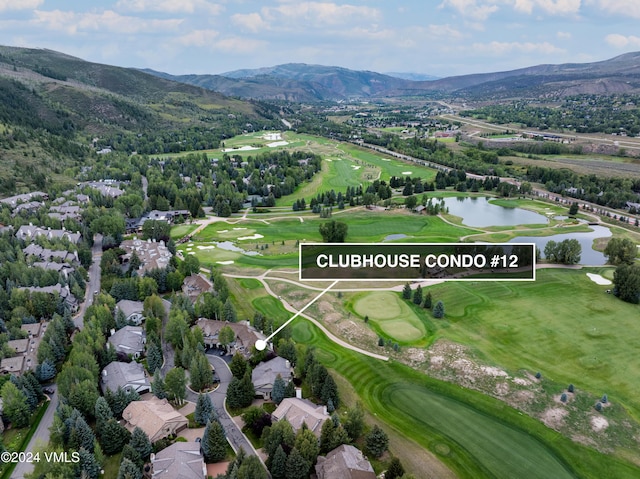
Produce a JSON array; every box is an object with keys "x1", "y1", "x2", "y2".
[
  {"x1": 10, "y1": 385, "x2": 58, "y2": 479},
  {"x1": 184, "y1": 354, "x2": 262, "y2": 463}
]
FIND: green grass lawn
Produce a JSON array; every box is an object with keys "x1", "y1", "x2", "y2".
[
  {"x1": 422, "y1": 268, "x2": 640, "y2": 421},
  {"x1": 292, "y1": 320, "x2": 640, "y2": 479},
  {"x1": 352, "y1": 291, "x2": 426, "y2": 343}
]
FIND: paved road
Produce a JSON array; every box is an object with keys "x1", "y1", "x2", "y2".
[
  {"x1": 185, "y1": 354, "x2": 262, "y2": 461},
  {"x1": 74, "y1": 234, "x2": 102, "y2": 330},
  {"x1": 10, "y1": 386, "x2": 58, "y2": 479}
]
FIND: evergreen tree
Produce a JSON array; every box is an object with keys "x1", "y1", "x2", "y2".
[
  {"x1": 69, "y1": 414, "x2": 96, "y2": 453},
  {"x1": 116, "y1": 457, "x2": 141, "y2": 479},
  {"x1": 294, "y1": 427, "x2": 319, "y2": 471},
  {"x1": 121, "y1": 443, "x2": 142, "y2": 468},
  {"x1": 272, "y1": 374, "x2": 286, "y2": 405},
  {"x1": 78, "y1": 447, "x2": 101, "y2": 479},
  {"x1": 412, "y1": 285, "x2": 423, "y2": 305},
  {"x1": 432, "y1": 300, "x2": 445, "y2": 318},
  {"x1": 227, "y1": 370, "x2": 255, "y2": 409},
  {"x1": 195, "y1": 393, "x2": 214, "y2": 426},
  {"x1": 365, "y1": 425, "x2": 389, "y2": 458},
  {"x1": 94, "y1": 396, "x2": 114, "y2": 437},
  {"x1": 320, "y1": 374, "x2": 339, "y2": 409},
  {"x1": 284, "y1": 380, "x2": 296, "y2": 399},
  {"x1": 385, "y1": 457, "x2": 405, "y2": 479},
  {"x1": 35, "y1": 359, "x2": 57, "y2": 382},
  {"x1": 237, "y1": 455, "x2": 268, "y2": 479},
  {"x1": 230, "y1": 352, "x2": 248, "y2": 378},
  {"x1": 146, "y1": 340, "x2": 163, "y2": 374},
  {"x1": 263, "y1": 419, "x2": 295, "y2": 462},
  {"x1": 285, "y1": 447, "x2": 311, "y2": 479},
  {"x1": 320, "y1": 419, "x2": 336, "y2": 454},
  {"x1": 343, "y1": 402, "x2": 365, "y2": 441},
  {"x1": 202, "y1": 420, "x2": 227, "y2": 462},
  {"x1": 151, "y1": 373, "x2": 167, "y2": 399},
  {"x1": 190, "y1": 352, "x2": 213, "y2": 392},
  {"x1": 402, "y1": 283, "x2": 412, "y2": 299},
  {"x1": 129, "y1": 427, "x2": 152, "y2": 461},
  {"x1": 270, "y1": 445, "x2": 287, "y2": 479},
  {"x1": 223, "y1": 298, "x2": 238, "y2": 322},
  {"x1": 422, "y1": 291, "x2": 432, "y2": 309},
  {"x1": 100, "y1": 418, "x2": 131, "y2": 455}
]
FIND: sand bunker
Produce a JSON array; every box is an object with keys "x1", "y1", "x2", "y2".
[
  {"x1": 216, "y1": 260, "x2": 235, "y2": 265},
  {"x1": 402, "y1": 171, "x2": 412, "y2": 175},
  {"x1": 325, "y1": 159, "x2": 332, "y2": 162},
  {"x1": 267, "y1": 141, "x2": 289, "y2": 147},
  {"x1": 238, "y1": 234, "x2": 264, "y2": 240},
  {"x1": 263, "y1": 133, "x2": 282, "y2": 141},
  {"x1": 233, "y1": 227, "x2": 247, "y2": 230},
  {"x1": 352, "y1": 165, "x2": 361, "y2": 170},
  {"x1": 222, "y1": 145, "x2": 259, "y2": 152},
  {"x1": 196, "y1": 245, "x2": 216, "y2": 250},
  {"x1": 586, "y1": 273, "x2": 612, "y2": 285}
]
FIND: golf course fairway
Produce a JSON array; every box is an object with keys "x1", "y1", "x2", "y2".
[{"x1": 291, "y1": 320, "x2": 640, "y2": 479}]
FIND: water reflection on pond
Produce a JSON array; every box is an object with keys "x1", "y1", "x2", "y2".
[{"x1": 441, "y1": 197, "x2": 549, "y2": 227}]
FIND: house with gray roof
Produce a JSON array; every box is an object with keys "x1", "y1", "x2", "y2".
[
  {"x1": 115, "y1": 300, "x2": 145, "y2": 325},
  {"x1": 20, "y1": 283, "x2": 78, "y2": 312},
  {"x1": 151, "y1": 441, "x2": 206, "y2": 479},
  {"x1": 101, "y1": 361, "x2": 151, "y2": 395},
  {"x1": 0, "y1": 356, "x2": 24, "y2": 376},
  {"x1": 252, "y1": 356, "x2": 293, "y2": 400},
  {"x1": 123, "y1": 397, "x2": 188, "y2": 442},
  {"x1": 182, "y1": 274, "x2": 212, "y2": 304},
  {"x1": 271, "y1": 397, "x2": 330, "y2": 438},
  {"x1": 7, "y1": 339, "x2": 28, "y2": 355},
  {"x1": 108, "y1": 326, "x2": 145, "y2": 358},
  {"x1": 0, "y1": 191, "x2": 48, "y2": 209},
  {"x1": 315, "y1": 445, "x2": 376, "y2": 479},
  {"x1": 16, "y1": 224, "x2": 81, "y2": 244}
]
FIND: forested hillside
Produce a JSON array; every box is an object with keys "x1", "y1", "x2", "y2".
[{"x1": 0, "y1": 46, "x2": 279, "y2": 195}]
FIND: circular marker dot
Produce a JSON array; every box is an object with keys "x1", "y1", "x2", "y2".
[{"x1": 255, "y1": 339, "x2": 267, "y2": 351}]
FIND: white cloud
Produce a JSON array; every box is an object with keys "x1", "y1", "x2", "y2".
[
  {"x1": 263, "y1": 2, "x2": 380, "y2": 26},
  {"x1": 116, "y1": 0, "x2": 223, "y2": 15},
  {"x1": 591, "y1": 0, "x2": 640, "y2": 18},
  {"x1": 439, "y1": 0, "x2": 499, "y2": 21},
  {"x1": 515, "y1": 0, "x2": 581, "y2": 15},
  {"x1": 470, "y1": 40, "x2": 564, "y2": 55},
  {"x1": 0, "y1": 0, "x2": 42, "y2": 11},
  {"x1": 427, "y1": 24, "x2": 464, "y2": 40},
  {"x1": 211, "y1": 37, "x2": 265, "y2": 54},
  {"x1": 231, "y1": 13, "x2": 269, "y2": 33},
  {"x1": 178, "y1": 29, "x2": 219, "y2": 47},
  {"x1": 557, "y1": 31, "x2": 572, "y2": 39},
  {"x1": 441, "y1": 0, "x2": 580, "y2": 18},
  {"x1": 605, "y1": 33, "x2": 640, "y2": 48},
  {"x1": 32, "y1": 10, "x2": 183, "y2": 35}
]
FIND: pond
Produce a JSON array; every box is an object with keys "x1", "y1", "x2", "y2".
[
  {"x1": 384, "y1": 233, "x2": 408, "y2": 241},
  {"x1": 509, "y1": 225, "x2": 612, "y2": 265},
  {"x1": 441, "y1": 197, "x2": 549, "y2": 227}
]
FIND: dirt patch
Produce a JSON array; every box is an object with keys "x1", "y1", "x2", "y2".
[
  {"x1": 591, "y1": 415, "x2": 609, "y2": 432},
  {"x1": 542, "y1": 408, "x2": 568, "y2": 429}
]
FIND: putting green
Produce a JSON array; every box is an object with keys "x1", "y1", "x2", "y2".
[{"x1": 353, "y1": 291, "x2": 426, "y2": 342}]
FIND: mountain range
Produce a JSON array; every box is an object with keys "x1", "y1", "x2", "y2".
[{"x1": 144, "y1": 52, "x2": 640, "y2": 101}]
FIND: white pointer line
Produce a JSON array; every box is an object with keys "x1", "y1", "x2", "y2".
[{"x1": 255, "y1": 280, "x2": 339, "y2": 351}]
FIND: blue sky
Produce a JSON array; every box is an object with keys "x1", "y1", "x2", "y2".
[{"x1": 1, "y1": 1, "x2": 640, "y2": 77}]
